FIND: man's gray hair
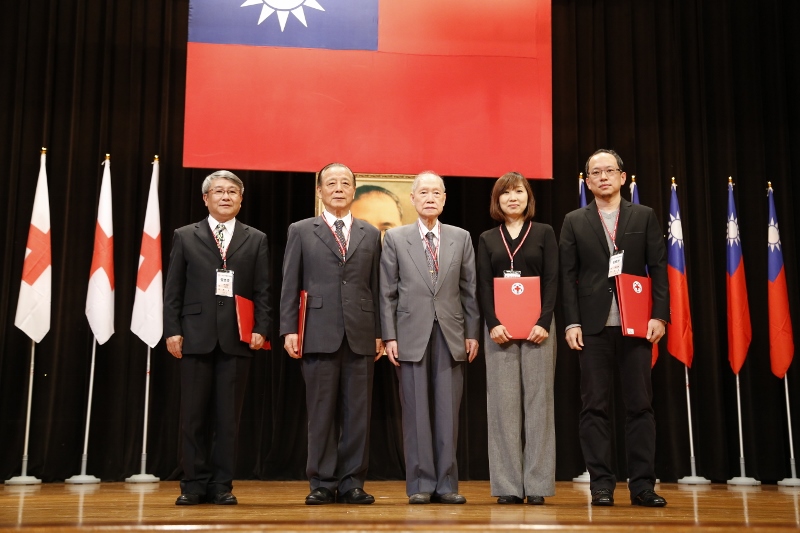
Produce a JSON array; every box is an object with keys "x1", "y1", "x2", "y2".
[
  {"x1": 411, "y1": 170, "x2": 446, "y2": 193},
  {"x1": 202, "y1": 170, "x2": 244, "y2": 195}
]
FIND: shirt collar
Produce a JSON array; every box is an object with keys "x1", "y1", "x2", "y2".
[
  {"x1": 208, "y1": 215, "x2": 236, "y2": 235},
  {"x1": 418, "y1": 219, "x2": 440, "y2": 240},
  {"x1": 322, "y1": 210, "x2": 352, "y2": 228}
]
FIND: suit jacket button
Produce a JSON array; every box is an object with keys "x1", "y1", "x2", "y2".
[
  {"x1": 218, "y1": 301, "x2": 224, "y2": 306},
  {"x1": 342, "y1": 280, "x2": 347, "y2": 285},
  {"x1": 339, "y1": 262, "x2": 343, "y2": 266}
]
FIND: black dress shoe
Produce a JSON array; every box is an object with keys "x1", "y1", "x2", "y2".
[
  {"x1": 175, "y1": 494, "x2": 204, "y2": 506},
  {"x1": 431, "y1": 492, "x2": 466, "y2": 504},
  {"x1": 210, "y1": 492, "x2": 238, "y2": 505},
  {"x1": 527, "y1": 495, "x2": 545, "y2": 505},
  {"x1": 497, "y1": 495, "x2": 524, "y2": 504},
  {"x1": 305, "y1": 487, "x2": 335, "y2": 505},
  {"x1": 408, "y1": 492, "x2": 431, "y2": 504},
  {"x1": 631, "y1": 489, "x2": 667, "y2": 507},
  {"x1": 338, "y1": 488, "x2": 375, "y2": 504},
  {"x1": 591, "y1": 488, "x2": 614, "y2": 506}
]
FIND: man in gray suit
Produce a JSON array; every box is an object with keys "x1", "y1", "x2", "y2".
[
  {"x1": 164, "y1": 170, "x2": 270, "y2": 506},
  {"x1": 380, "y1": 171, "x2": 480, "y2": 504},
  {"x1": 280, "y1": 162, "x2": 383, "y2": 505}
]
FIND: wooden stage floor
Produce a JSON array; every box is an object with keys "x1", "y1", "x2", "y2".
[{"x1": 2, "y1": 480, "x2": 799, "y2": 532}]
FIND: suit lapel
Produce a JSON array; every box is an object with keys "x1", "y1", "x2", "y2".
[
  {"x1": 405, "y1": 225, "x2": 435, "y2": 294},
  {"x1": 583, "y1": 200, "x2": 612, "y2": 259},
  {"x1": 225, "y1": 220, "x2": 249, "y2": 259},
  {"x1": 615, "y1": 199, "x2": 633, "y2": 248},
  {"x1": 194, "y1": 218, "x2": 221, "y2": 255},
  {"x1": 434, "y1": 226, "x2": 455, "y2": 296},
  {"x1": 347, "y1": 219, "x2": 366, "y2": 258},
  {"x1": 314, "y1": 216, "x2": 345, "y2": 260}
]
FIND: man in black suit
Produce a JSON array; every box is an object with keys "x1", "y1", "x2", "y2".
[
  {"x1": 280, "y1": 162, "x2": 383, "y2": 505},
  {"x1": 164, "y1": 170, "x2": 270, "y2": 506},
  {"x1": 559, "y1": 149, "x2": 668, "y2": 508}
]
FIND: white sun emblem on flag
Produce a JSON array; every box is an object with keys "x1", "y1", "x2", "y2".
[
  {"x1": 668, "y1": 212, "x2": 683, "y2": 248},
  {"x1": 240, "y1": 0, "x2": 325, "y2": 32},
  {"x1": 768, "y1": 218, "x2": 782, "y2": 252},
  {"x1": 511, "y1": 283, "x2": 524, "y2": 295},
  {"x1": 726, "y1": 213, "x2": 741, "y2": 247}
]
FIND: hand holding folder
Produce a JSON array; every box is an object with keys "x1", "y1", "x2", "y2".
[
  {"x1": 235, "y1": 295, "x2": 271, "y2": 350},
  {"x1": 614, "y1": 274, "x2": 652, "y2": 338}
]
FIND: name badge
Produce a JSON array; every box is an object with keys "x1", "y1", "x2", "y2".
[
  {"x1": 503, "y1": 270, "x2": 522, "y2": 278},
  {"x1": 608, "y1": 251, "x2": 624, "y2": 278},
  {"x1": 216, "y1": 269, "x2": 234, "y2": 297}
]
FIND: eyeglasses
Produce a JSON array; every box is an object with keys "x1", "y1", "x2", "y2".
[
  {"x1": 208, "y1": 188, "x2": 241, "y2": 198},
  {"x1": 588, "y1": 168, "x2": 621, "y2": 178}
]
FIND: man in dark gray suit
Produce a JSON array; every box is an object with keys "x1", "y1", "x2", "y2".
[
  {"x1": 164, "y1": 170, "x2": 270, "y2": 506},
  {"x1": 280, "y1": 162, "x2": 383, "y2": 505},
  {"x1": 380, "y1": 171, "x2": 480, "y2": 505}
]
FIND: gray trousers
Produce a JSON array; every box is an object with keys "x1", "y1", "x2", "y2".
[
  {"x1": 397, "y1": 322, "x2": 464, "y2": 496},
  {"x1": 484, "y1": 319, "x2": 556, "y2": 498}
]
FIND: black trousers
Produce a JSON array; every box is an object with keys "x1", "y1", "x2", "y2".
[
  {"x1": 179, "y1": 345, "x2": 251, "y2": 497},
  {"x1": 578, "y1": 326, "x2": 656, "y2": 496},
  {"x1": 302, "y1": 336, "x2": 375, "y2": 494}
]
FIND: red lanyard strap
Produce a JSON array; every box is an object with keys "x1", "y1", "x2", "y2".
[
  {"x1": 597, "y1": 208, "x2": 620, "y2": 251},
  {"x1": 499, "y1": 221, "x2": 532, "y2": 270}
]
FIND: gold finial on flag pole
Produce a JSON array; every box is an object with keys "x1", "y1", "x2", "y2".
[
  {"x1": 154, "y1": 155, "x2": 159, "y2": 161},
  {"x1": 41, "y1": 147, "x2": 47, "y2": 154},
  {"x1": 728, "y1": 176, "x2": 733, "y2": 185},
  {"x1": 632, "y1": 175, "x2": 636, "y2": 182},
  {"x1": 671, "y1": 177, "x2": 676, "y2": 185},
  {"x1": 105, "y1": 154, "x2": 110, "y2": 160},
  {"x1": 579, "y1": 172, "x2": 583, "y2": 180}
]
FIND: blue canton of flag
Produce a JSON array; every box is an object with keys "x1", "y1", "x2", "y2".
[
  {"x1": 668, "y1": 183, "x2": 686, "y2": 274},
  {"x1": 767, "y1": 187, "x2": 784, "y2": 282},
  {"x1": 579, "y1": 176, "x2": 587, "y2": 207},
  {"x1": 726, "y1": 182, "x2": 743, "y2": 276},
  {"x1": 188, "y1": 0, "x2": 379, "y2": 50}
]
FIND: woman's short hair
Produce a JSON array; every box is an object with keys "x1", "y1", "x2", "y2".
[{"x1": 489, "y1": 172, "x2": 535, "y2": 223}]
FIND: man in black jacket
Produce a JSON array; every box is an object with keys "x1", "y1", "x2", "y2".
[
  {"x1": 559, "y1": 149, "x2": 668, "y2": 508},
  {"x1": 164, "y1": 170, "x2": 270, "y2": 506}
]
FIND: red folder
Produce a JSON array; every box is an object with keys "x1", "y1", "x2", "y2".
[
  {"x1": 494, "y1": 277, "x2": 541, "y2": 339},
  {"x1": 297, "y1": 290, "x2": 309, "y2": 356},
  {"x1": 235, "y1": 295, "x2": 271, "y2": 350},
  {"x1": 615, "y1": 274, "x2": 652, "y2": 338}
]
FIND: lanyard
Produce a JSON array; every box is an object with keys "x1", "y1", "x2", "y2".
[
  {"x1": 212, "y1": 227, "x2": 228, "y2": 270},
  {"x1": 499, "y1": 221, "x2": 533, "y2": 271},
  {"x1": 420, "y1": 221, "x2": 440, "y2": 273},
  {"x1": 323, "y1": 216, "x2": 349, "y2": 260},
  {"x1": 597, "y1": 208, "x2": 621, "y2": 251}
]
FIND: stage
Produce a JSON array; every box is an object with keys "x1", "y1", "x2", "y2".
[{"x1": 2, "y1": 480, "x2": 799, "y2": 532}]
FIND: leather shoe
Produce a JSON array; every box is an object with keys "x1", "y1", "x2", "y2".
[
  {"x1": 496, "y1": 495, "x2": 523, "y2": 504},
  {"x1": 209, "y1": 492, "x2": 237, "y2": 505},
  {"x1": 175, "y1": 494, "x2": 204, "y2": 506},
  {"x1": 338, "y1": 488, "x2": 375, "y2": 504},
  {"x1": 305, "y1": 487, "x2": 335, "y2": 505},
  {"x1": 631, "y1": 489, "x2": 667, "y2": 507},
  {"x1": 527, "y1": 495, "x2": 545, "y2": 505},
  {"x1": 408, "y1": 492, "x2": 431, "y2": 504},
  {"x1": 431, "y1": 492, "x2": 466, "y2": 504},
  {"x1": 591, "y1": 488, "x2": 614, "y2": 506}
]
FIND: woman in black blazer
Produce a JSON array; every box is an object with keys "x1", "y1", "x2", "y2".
[{"x1": 476, "y1": 172, "x2": 558, "y2": 505}]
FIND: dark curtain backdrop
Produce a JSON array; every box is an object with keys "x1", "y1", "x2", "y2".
[{"x1": 2, "y1": 0, "x2": 799, "y2": 484}]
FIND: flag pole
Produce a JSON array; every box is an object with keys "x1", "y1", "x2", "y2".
[
  {"x1": 573, "y1": 171, "x2": 590, "y2": 484},
  {"x1": 126, "y1": 346, "x2": 160, "y2": 483},
  {"x1": 66, "y1": 337, "x2": 101, "y2": 484},
  {"x1": 678, "y1": 366, "x2": 710, "y2": 484},
  {"x1": 727, "y1": 374, "x2": 760, "y2": 485},
  {"x1": 5, "y1": 340, "x2": 43, "y2": 485},
  {"x1": 779, "y1": 376, "x2": 800, "y2": 486}
]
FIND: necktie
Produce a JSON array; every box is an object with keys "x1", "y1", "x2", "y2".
[
  {"x1": 214, "y1": 223, "x2": 226, "y2": 252},
  {"x1": 425, "y1": 231, "x2": 438, "y2": 284},
  {"x1": 334, "y1": 219, "x2": 347, "y2": 260}
]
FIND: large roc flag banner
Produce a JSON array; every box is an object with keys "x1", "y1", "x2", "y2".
[{"x1": 184, "y1": 0, "x2": 552, "y2": 178}]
